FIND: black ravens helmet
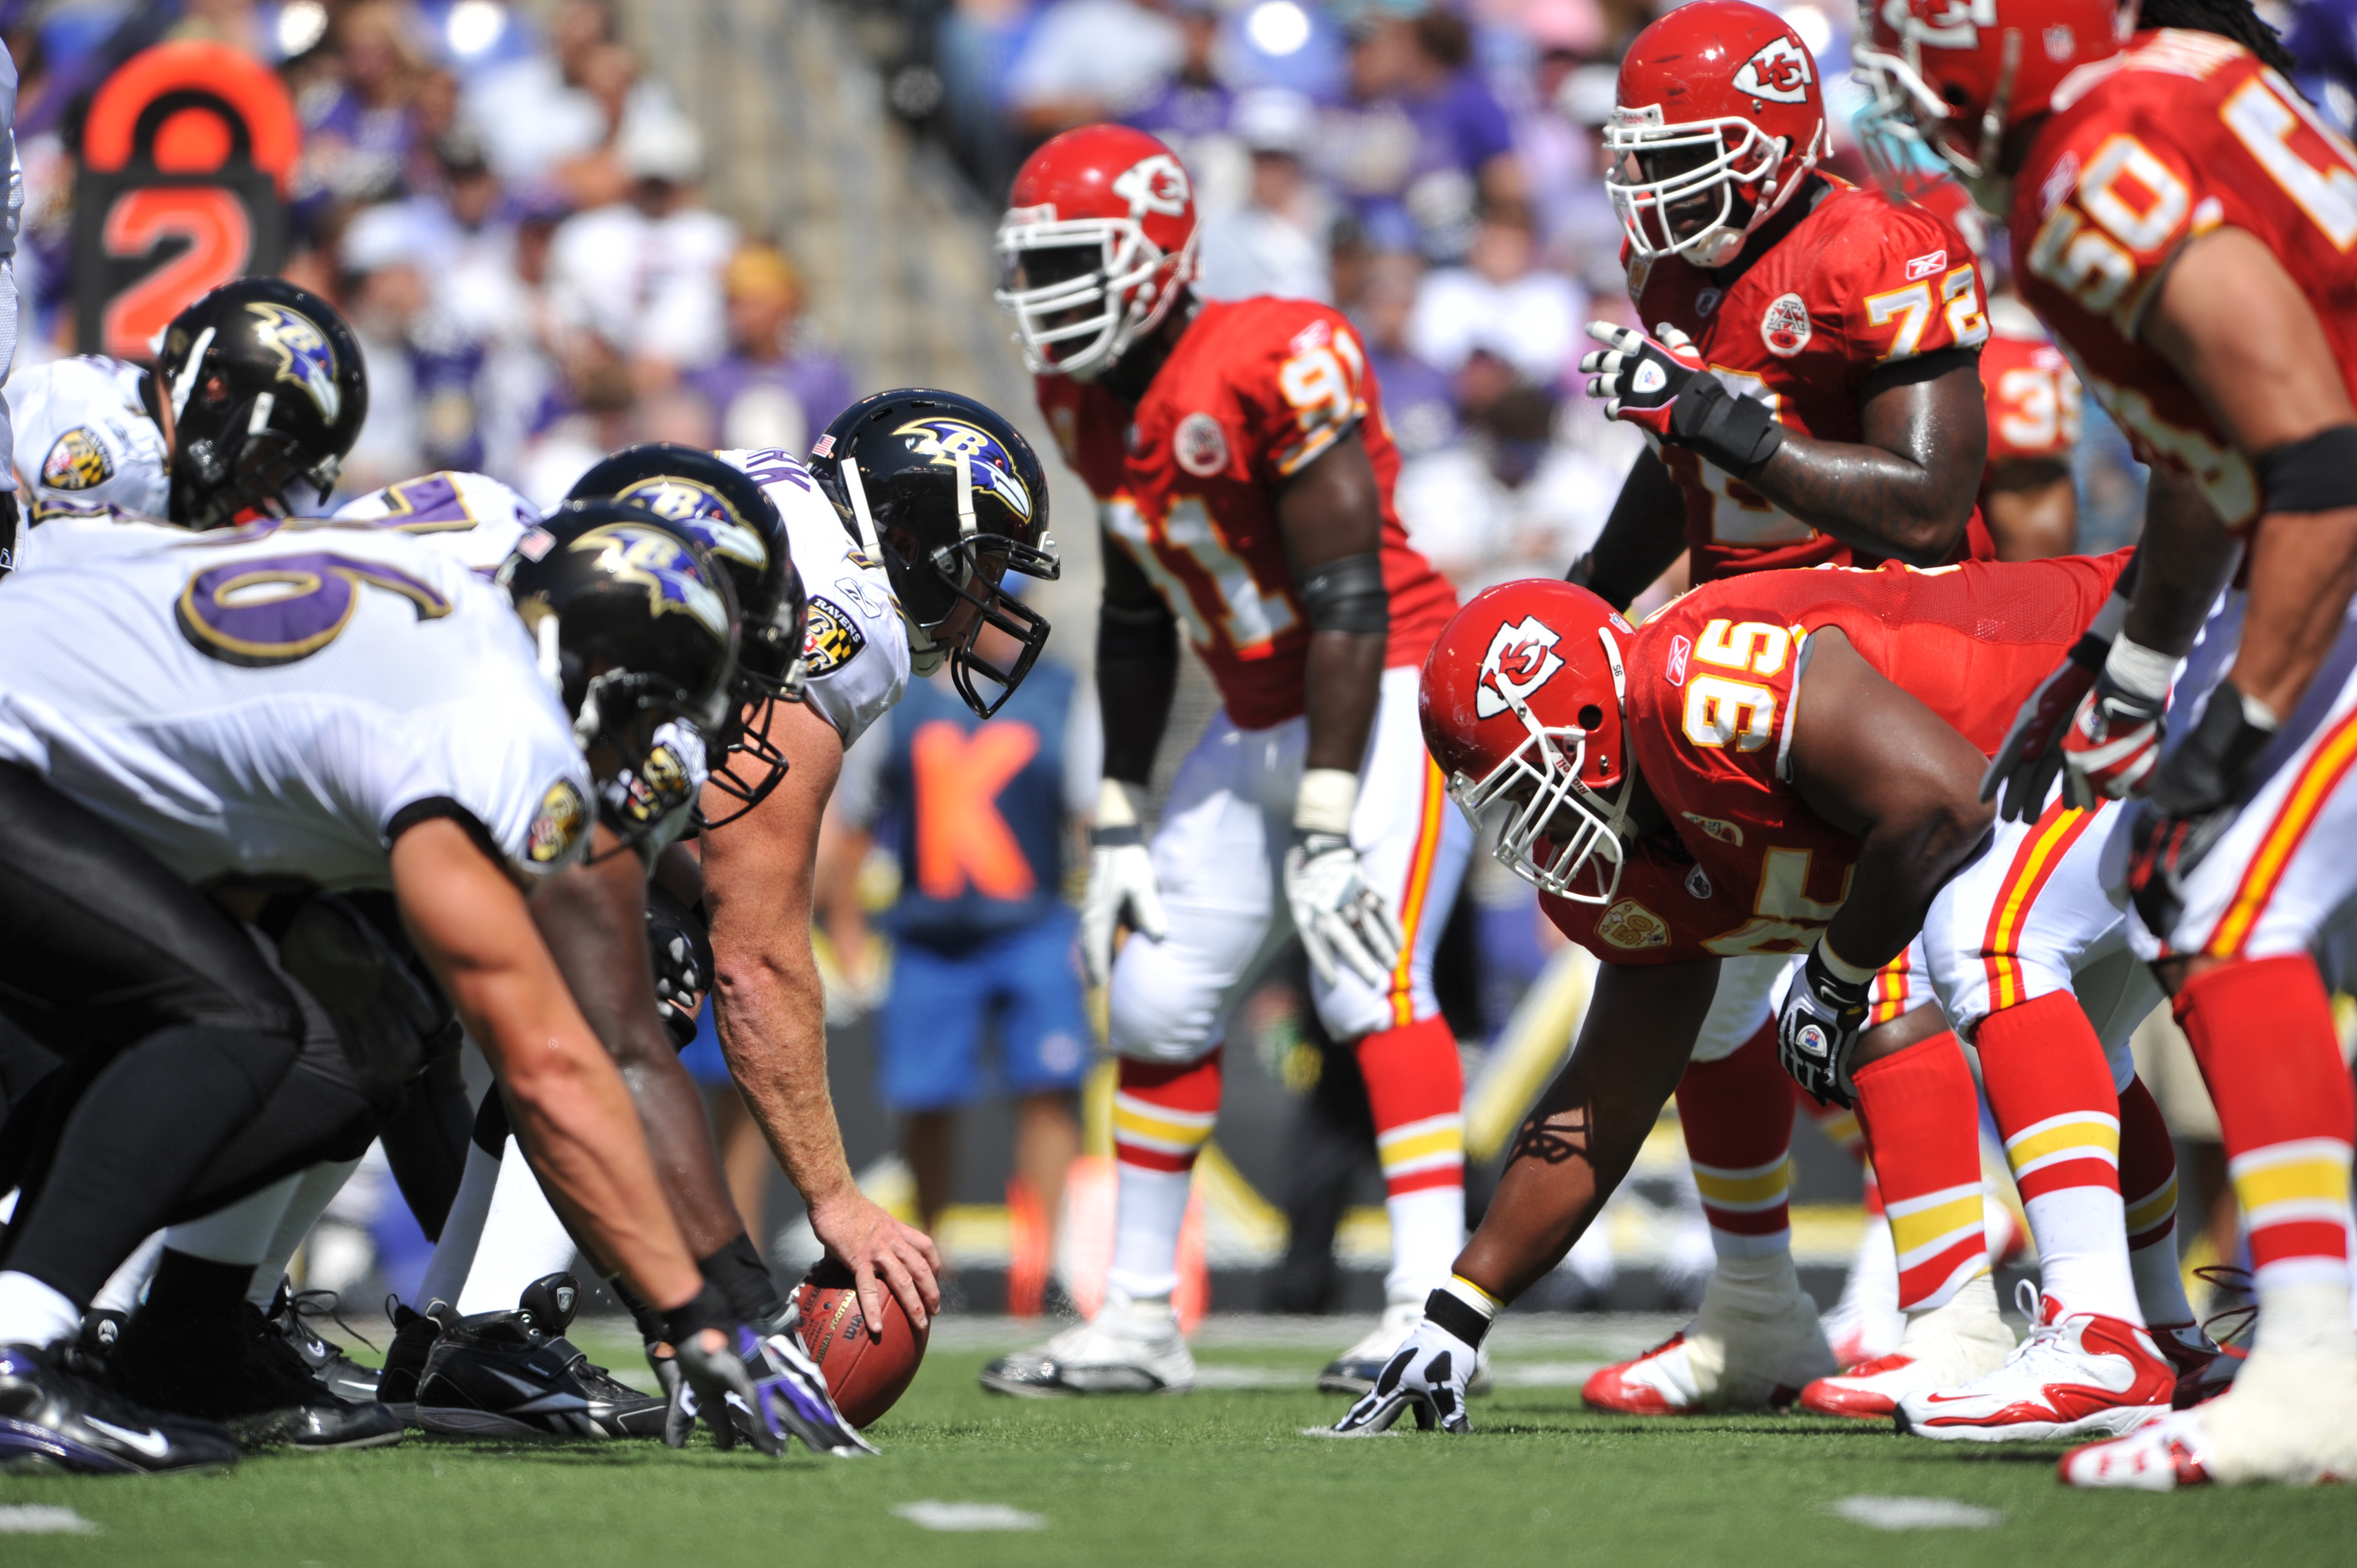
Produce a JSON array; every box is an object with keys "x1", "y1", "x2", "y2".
[
  {"x1": 808, "y1": 388, "x2": 1059, "y2": 718},
  {"x1": 567, "y1": 443, "x2": 807, "y2": 825},
  {"x1": 500, "y1": 500, "x2": 741, "y2": 840},
  {"x1": 156, "y1": 278, "x2": 369, "y2": 530}
]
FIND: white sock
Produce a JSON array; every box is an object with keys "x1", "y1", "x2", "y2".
[
  {"x1": 90, "y1": 1232, "x2": 167, "y2": 1316},
  {"x1": 1106, "y1": 1162, "x2": 1191, "y2": 1302},
  {"x1": 1718, "y1": 1250, "x2": 1799, "y2": 1293},
  {"x1": 2258, "y1": 1278, "x2": 2357, "y2": 1362},
  {"x1": 2129, "y1": 1231, "x2": 2196, "y2": 1329},
  {"x1": 414, "y1": 1137, "x2": 503, "y2": 1309},
  {"x1": 2023, "y1": 1187, "x2": 2143, "y2": 1324},
  {"x1": 162, "y1": 1171, "x2": 305, "y2": 1287},
  {"x1": 454, "y1": 1139, "x2": 579, "y2": 1314},
  {"x1": 1382, "y1": 1187, "x2": 1464, "y2": 1306},
  {"x1": 0, "y1": 1270, "x2": 82, "y2": 1347},
  {"x1": 245, "y1": 1157, "x2": 364, "y2": 1311}
]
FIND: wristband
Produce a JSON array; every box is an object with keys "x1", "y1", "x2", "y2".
[
  {"x1": 1424, "y1": 1274, "x2": 1502, "y2": 1349},
  {"x1": 661, "y1": 1282, "x2": 733, "y2": 1348},
  {"x1": 1293, "y1": 767, "x2": 1358, "y2": 836},
  {"x1": 1813, "y1": 935, "x2": 1877, "y2": 988},
  {"x1": 2100, "y1": 635, "x2": 2175, "y2": 705},
  {"x1": 1095, "y1": 777, "x2": 1139, "y2": 829},
  {"x1": 1670, "y1": 378, "x2": 1785, "y2": 478},
  {"x1": 1296, "y1": 551, "x2": 1389, "y2": 635}
]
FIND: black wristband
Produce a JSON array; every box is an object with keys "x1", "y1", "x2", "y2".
[
  {"x1": 2256, "y1": 425, "x2": 2357, "y2": 513},
  {"x1": 1423, "y1": 1287, "x2": 1494, "y2": 1349},
  {"x1": 2149, "y1": 678, "x2": 2277, "y2": 817},
  {"x1": 661, "y1": 1282, "x2": 734, "y2": 1348},
  {"x1": 698, "y1": 1232, "x2": 786, "y2": 1324},
  {"x1": 1670, "y1": 378, "x2": 1785, "y2": 478},
  {"x1": 1296, "y1": 550, "x2": 1389, "y2": 635}
]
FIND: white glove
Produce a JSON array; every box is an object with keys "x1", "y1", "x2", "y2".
[
  {"x1": 1330, "y1": 1314, "x2": 1479, "y2": 1436},
  {"x1": 1079, "y1": 778, "x2": 1166, "y2": 987},
  {"x1": 1282, "y1": 768, "x2": 1402, "y2": 989}
]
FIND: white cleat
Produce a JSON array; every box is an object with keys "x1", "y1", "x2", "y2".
[
  {"x1": 1318, "y1": 1302, "x2": 1491, "y2": 1396},
  {"x1": 1894, "y1": 1286, "x2": 2174, "y2": 1442},
  {"x1": 1583, "y1": 1261, "x2": 1835, "y2": 1414},
  {"x1": 977, "y1": 1292, "x2": 1196, "y2": 1397},
  {"x1": 1799, "y1": 1272, "x2": 2014, "y2": 1420},
  {"x1": 2060, "y1": 1345, "x2": 2357, "y2": 1488}
]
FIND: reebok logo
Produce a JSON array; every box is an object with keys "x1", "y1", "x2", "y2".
[{"x1": 1905, "y1": 249, "x2": 1948, "y2": 280}]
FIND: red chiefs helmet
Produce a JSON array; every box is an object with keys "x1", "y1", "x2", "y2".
[
  {"x1": 1607, "y1": 0, "x2": 1828, "y2": 269},
  {"x1": 1419, "y1": 580, "x2": 1637, "y2": 906},
  {"x1": 1854, "y1": 0, "x2": 2122, "y2": 211},
  {"x1": 995, "y1": 124, "x2": 1200, "y2": 380}
]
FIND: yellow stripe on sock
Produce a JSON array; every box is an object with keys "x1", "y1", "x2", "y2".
[
  {"x1": 1691, "y1": 1158, "x2": 1793, "y2": 1207},
  {"x1": 1887, "y1": 1192, "x2": 1984, "y2": 1258},
  {"x1": 2004, "y1": 1115, "x2": 2120, "y2": 1174},
  {"x1": 2123, "y1": 1177, "x2": 2179, "y2": 1236}
]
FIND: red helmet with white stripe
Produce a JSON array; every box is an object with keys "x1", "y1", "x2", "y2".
[
  {"x1": 1855, "y1": 0, "x2": 2122, "y2": 211},
  {"x1": 1420, "y1": 580, "x2": 1637, "y2": 906},
  {"x1": 995, "y1": 124, "x2": 1201, "y2": 380},
  {"x1": 1607, "y1": 0, "x2": 1828, "y2": 268}
]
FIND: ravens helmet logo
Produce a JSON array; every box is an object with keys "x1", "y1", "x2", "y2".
[
  {"x1": 245, "y1": 301, "x2": 345, "y2": 424},
  {"x1": 572, "y1": 524, "x2": 733, "y2": 639},
  {"x1": 611, "y1": 477, "x2": 769, "y2": 573},
  {"x1": 894, "y1": 417, "x2": 1035, "y2": 522}
]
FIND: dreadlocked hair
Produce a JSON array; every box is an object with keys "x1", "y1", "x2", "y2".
[{"x1": 2135, "y1": 0, "x2": 2299, "y2": 76}]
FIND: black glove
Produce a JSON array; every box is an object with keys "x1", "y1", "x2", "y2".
[
  {"x1": 2125, "y1": 678, "x2": 2278, "y2": 938},
  {"x1": 646, "y1": 882, "x2": 712, "y2": 1050},
  {"x1": 663, "y1": 1286, "x2": 784, "y2": 1457},
  {"x1": 1776, "y1": 942, "x2": 1871, "y2": 1108},
  {"x1": 0, "y1": 489, "x2": 19, "y2": 576}
]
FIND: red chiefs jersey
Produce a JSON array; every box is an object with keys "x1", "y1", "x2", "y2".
[
  {"x1": 1540, "y1": 551, "x2": 2132, "y2": 966},
  {"x1": 1625, "y1": 178, "x2": 1994, "y2": 582},
  {"x1": 1980, "y1": 302, "x2": 2083, "y2": 472},
  {"x1": 2013, "y1": 30, "x2": 2357, "y2": 527},
  {"x1": 1037, "y1": 297, "x2": 1459, "y2": 730}
]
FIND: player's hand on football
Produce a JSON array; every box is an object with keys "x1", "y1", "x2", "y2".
[
  {"x1": 1283, "y1": 832, "x2": 1403, "y2": 989},
  {"x1": 808, "y1": 1184, "x2": 941, "y2": 1338},
  {"x1": 1080, "y1": 780, "x2": 1167, "y2": 986},
  {"x1": 1331, "y1": 1317, "x2": 1476, "y2": 1436},
  {"x1": 1580, "y1": 321, "x2": 1707, "y2": 440},
  {"x1": 1776, "y1": 941, "x2": 1871, "y2": 1109}
]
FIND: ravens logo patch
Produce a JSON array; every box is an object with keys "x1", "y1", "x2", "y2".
[
  {"x1": 527, "y1": 780, "x2": 589, "y2": 864},
  {"x1": 803, "y1": 596, "x2": 866, "y2": 676},
  {"x1": 41, "y1": 428, "x2": 114, "y2": 492}
]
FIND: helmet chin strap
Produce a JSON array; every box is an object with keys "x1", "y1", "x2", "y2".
[
  {"x1": 536, "y1": 614, "x2": 564, "y2": 694},
  {"x1": 168, "y1": 327, "x2": 215, "y2": 424},
  {"x1": 836, "y1": 442, "x2": 883, "y2": 560}
]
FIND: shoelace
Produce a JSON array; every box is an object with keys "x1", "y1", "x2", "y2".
[
  {"x1": 2191, "y1": 1264, "x2": 2257, "y2": 1350},
  {"x1": 287, "y1": 1288, "x2": 378, "y2": 1358},
  {"x1": 1997, "y1": 1278, "x2": 2068, "y2": 1369}
]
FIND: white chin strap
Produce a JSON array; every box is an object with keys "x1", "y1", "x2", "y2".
[{"x1": 837, "y1": 445, "x2": 882, "y2": 560}]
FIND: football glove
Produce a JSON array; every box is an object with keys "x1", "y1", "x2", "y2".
[
  {"x1": 2059, "y1": 637, "x2": 2175, "y2": 810},
  {"x1": 1982, "y1": 561, "x2": 2137, "y2": 821},
  {"x1": 666, "y1": 1320, "x2": 878, "y2": 1458},
  {"x1": 1777, "y1": 942, "x2": 1871, "y2": 1109},
  {"x1": 646, "y1": 882, "x2": 711, "y2": 1049},
  {"x1": 669, "y1": 1319, "x2": 785, "y2": 1457},
  {"x1": 2123, "y1": 678, "x2": 2278, "y2": 940},
  {"x1": 1580, "y1": 321, "x2": 1783, "y2": 477},
  {"x1": 1330, "y1": 1316, "x2": 1478, "y2": 1436},
  {"x1": 1079, "y1": 780, "x2": 1167, "y2": 987},
  {"x1": 1283, "y1": 831, "x2": 1403, "y2": 989}
]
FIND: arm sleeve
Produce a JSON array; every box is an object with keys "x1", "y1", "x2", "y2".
[{"x1": 1062, "y1": 676, "x2": 1102, "y2": 817}]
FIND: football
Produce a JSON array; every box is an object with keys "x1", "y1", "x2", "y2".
[{"x1": 789, "y1": 1258, "x2": 928, "y2": 1427}]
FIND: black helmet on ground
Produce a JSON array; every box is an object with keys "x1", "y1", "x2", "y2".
[
  {"x1": 499, "y1": 500, "x2": 741, "y2": 841},
  {"x1": 809, "y1": 388, "x2": 1059, "y2": 718},
  {"x1": 156, "y1": 278, "x2": 368, "y2": 530},
  {"x1": 568, "y1": 442, "x2": 807, "y2": 826}
]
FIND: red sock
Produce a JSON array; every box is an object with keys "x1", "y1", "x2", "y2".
[
  {"x1": 2117, "y1": 1074, "x2": 2179, "y2": 1258},
  {"x1": 1977, "y1": 990, "x2": 2122, "y2": 1204},
  {"x1": 1676, "y1": 1019, "x2": 1793, "y2": 1261},
  {"x1": 1852, "y1": 1031, "x2": 1986, "y2": 1311},
  {"x1": 2176, "y1": 956, "x2": 2356, "y2": 1292},
  {"x1": 1355, "y1": 1013, "x2": 1464, "y2": 1199},
  {"x1": 1112, "y1": 1052, "x2": 1223, "y2": 1173}
]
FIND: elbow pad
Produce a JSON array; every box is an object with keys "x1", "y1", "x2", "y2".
[
  {"x1": 2256, "y1": 425, "x2": 2357, "y2": 513},
  {"x1": 1098, "y1": 597, "x2": 1177, "y2": 663},
  {"x1": 1669, "y1": 378, "x2": 1785, "y2": 479},
  {"x1": 1297, "y1": 551, "x2": 1388, "y2": 635}
]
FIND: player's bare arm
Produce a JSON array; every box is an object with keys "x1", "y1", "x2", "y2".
[
  {"x1": 1455, "y1": 959, "x2": 1721, "y2": 1303},
  {"x1": 1277, "y1": 427, "x2": 1388, "y2": 772},
  {"x1": 1569, "y1": 446, "x2": 1688, "y2": 612},
  {"x1": 391, "y1": 817, "x2": 704, "y2": 1315},
  {"x1": 2143, "y1": 227, "x2": 2357, "y2": 720},
  {"x1": 1983, "y1": 458, "x2": 2076, "y2": 562},
  {"x1": 702, "y1": 695, "x2": 943, "y2": 1331},
  {"x1": 2121, "y1": 467, "x2": 2245, "y2": 663},
  {"x1": 529, "y1": 823, "x2": 745, "y2": 1260}
]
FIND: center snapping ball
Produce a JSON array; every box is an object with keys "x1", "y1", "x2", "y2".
[{"x1": 790, "y1": 1258, "x2": 928, "y2": 1427}]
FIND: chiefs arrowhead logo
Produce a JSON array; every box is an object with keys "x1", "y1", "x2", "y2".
[
  {"x1": 1475, "y1": 616, "x2": 1565, "y2": 720},
  {"x1": 1732, "y1": 36, "x2": 1813, "y2": 105},
  {"x1": 1110, "y1": 153, "x2": 1191, "y2": 219}
]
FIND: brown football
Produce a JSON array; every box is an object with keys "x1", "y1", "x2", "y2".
[{"x1": 789, "y1": 1258, "x2": 928, "y2": 1427}]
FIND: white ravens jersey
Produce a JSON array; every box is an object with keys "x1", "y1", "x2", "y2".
[
  {"x1": 13, "y1": 507, "x2": 193, "y2": 571},
  {"x1": 718, "y1": 447, "x2": 909, "y2": 748},
  {"x1": 0, "y1": 526, "x2": 590, "y2": 889},
  {"x1": 333, "y1": 470, "x2": 538, "y2": 573},
  {"x1": 6, "y1": 355, "x2": 171, "y2": 522}
]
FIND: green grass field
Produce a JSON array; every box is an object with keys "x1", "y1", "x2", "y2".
[{"x1": 3, "y1": 1316, "x2": 2350, "y2": 1566}]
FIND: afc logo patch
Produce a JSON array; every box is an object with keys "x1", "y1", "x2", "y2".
[
  {"x1": 1761, "y1": 292, "x2": 1812, "y2": 357},
  {"x1": 802, "y1": 596, "x2": 867, "y2": 676},
  {"x1": 1597, "y1": 899, "x2": 1670, "y2": 950},
  {"x1": 1475, "y1": 615, "x2": 1565, "y2": 719},
  {"x1": 527, "y1": 780, "x2": 589, "y2": 865},
  {"x1": 40, "y1": 427, "x2": 113, "y2": 491},
  {"x1": 1732, "y1": 35, "x2": 1813, "y2": 105},
  {"x1": 1175, "y1": 412, "x2": 1229, "y2": 477}
]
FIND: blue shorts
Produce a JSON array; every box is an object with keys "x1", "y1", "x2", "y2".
[{"x1": 878, "y1": 908, "x2": 1093, "y2": 1112}]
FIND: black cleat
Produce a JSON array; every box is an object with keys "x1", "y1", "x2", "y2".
[
  {"x1": 377, "y1": 1298, "x2": 451, "y2": 1422},
  {"x1": 260, "y1": 1280, "x2": 382, "y2": 1405},
  {"x1": 415, "y1": 1274, "x2": 663, "y2": 1440},
  {"x1": 0, "y1": 1342, "x2": 240, "y2": 1474},
  {"x1": 107, "y1": 1307, "x2": 403, "y2": 1453}
]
